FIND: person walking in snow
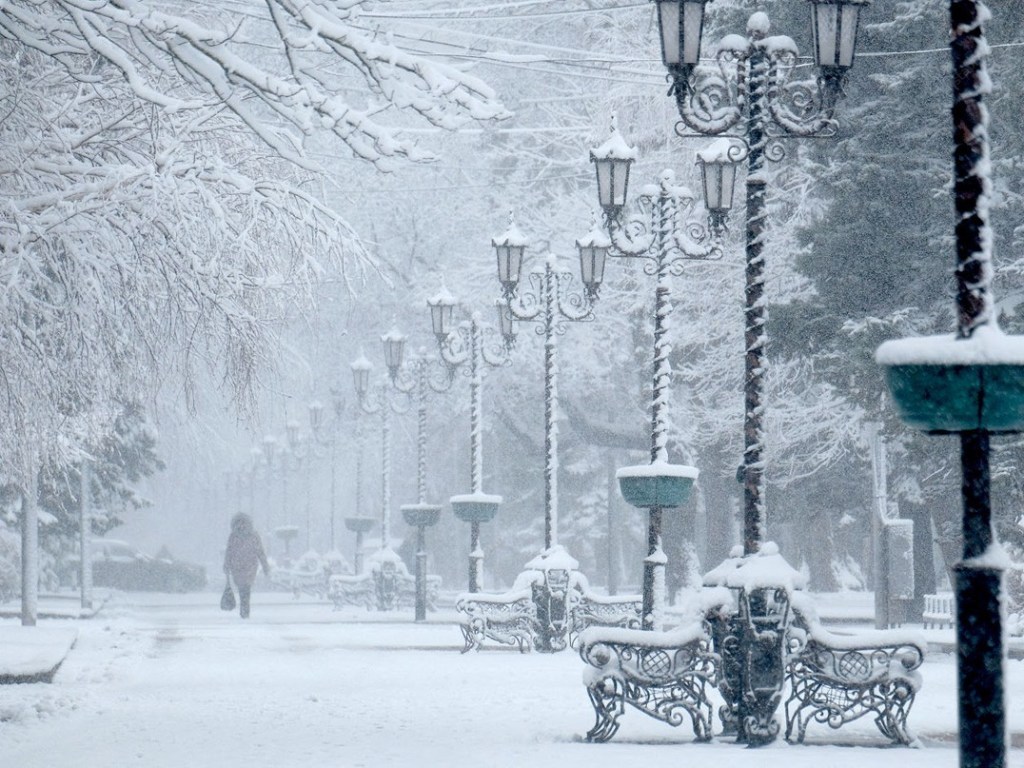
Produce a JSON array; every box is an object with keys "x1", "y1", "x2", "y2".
[{"x1": 223, "y1": 513, "x2": 271, "y2": 619}]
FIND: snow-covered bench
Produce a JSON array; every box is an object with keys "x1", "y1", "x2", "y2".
[
  {"x1": 569, "y1": 590, "x2": 643, "y2": 645},
  {"x1": 783, "y1": 615, "x2": 926, "y2": 745},
  {"x1": 923, "y1": 592, "x2": 954, "y2": 629},
  {"x1": 456, "y1": 588, "x2": 537, "y2": 653},
  {"x1": 578, "y1": 622, "x2": 718, "y2": 743}
]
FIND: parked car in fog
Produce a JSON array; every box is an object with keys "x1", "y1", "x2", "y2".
[{"x1": 70, "y1": 540, "x2": 206, "y2": 593}]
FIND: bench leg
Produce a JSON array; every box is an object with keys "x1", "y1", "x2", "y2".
[
  {"x1": 585, "y1": 678, "x2": 625, "y2": 743},
  {"x1": 459, "y1": 622, "x2": 482, "y2": 654}
]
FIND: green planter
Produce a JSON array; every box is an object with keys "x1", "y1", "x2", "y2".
[
  {"x1": 450, "y1": 494, "x2": 501, "y2": 524},
  {"x1": 616, "y1": 464, "x2": 698, "y2": 510},
  {"x1": 882, "y1": 363, "x2": 1024, "y2": 434},
  {"x1": 344, "y1": 517, "x2": 375, "y2": 534},
  {"x1": 401, "y1": 504, "x2": 442, "y2": 528},
  {"x1": 878, "y1": 331, "x2": 1024, "y2": 434}
]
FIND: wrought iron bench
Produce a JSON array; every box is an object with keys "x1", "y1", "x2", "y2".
[
  {"x1": 578, "y1": 622, "x2": 718, "y2": 743},
  {"x1": 569, "y1": 590, "x2": 643, "y2": 646},
  {"x1": 783, "y1": 615, "x2": 926, "y2": 745},
  {"x1": 328, "y1": 573, "x2": 375, "y2": 610},
  {"x1": 456, "y1": 587, "x2": 537, "y2": 653}
]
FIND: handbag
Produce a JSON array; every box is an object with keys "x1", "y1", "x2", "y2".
[{"x1": 220, "y1": 580, "x2": 236, "y2": 611}]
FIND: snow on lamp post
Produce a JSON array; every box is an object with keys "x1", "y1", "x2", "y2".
[
  {"x1": 308, "y1": 390, "x2": 347, "y2": 554},
  {"x1": 646, "y1": 3, "x2": 865, "y2": 742},
  {"x1": 383, "y1": 326, "x2": 455, "y2": 622},
  {"x1": 589, "y1": 124, "x2": 732, "y2": 632},
  {"x1": 428, "y1": 286, "x2": 511, "y2": 593},
  {"x1": 350, "y1": 351, "x2": 411, "y2": 611},
  {"x1": 496, "y1": 214, "x2": 603, "y2": 553},
  {"x1": 495, "y1": 214, "x2": 604, "y2": 651},
  {"x1": 655, "y1": 0, "x2": 865, "y2": 559},
  {"x1": 876, "y1": 2, "x2": 1024, "y2": 765}
]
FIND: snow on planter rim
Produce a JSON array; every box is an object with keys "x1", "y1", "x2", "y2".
[
  {"x1": 876, "y1": 325, "x2": 1024, "y2": 366},
  {"x1": 615, "y1": 461, "x2": 700, "y2": 479},
  {"x1": 449, "y1": 492, "x2": 503, "y2": 504}
]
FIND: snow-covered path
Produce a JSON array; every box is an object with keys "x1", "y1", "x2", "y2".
[{"x1": 1, "y1": 593, "x2": 1022, "y2": 767}]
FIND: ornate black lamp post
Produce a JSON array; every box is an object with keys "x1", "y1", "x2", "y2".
[
  {"x1": 645, "y1": 0, "x2": 867, "y2": 744},
  {"x1": 382, "y1": 327, "x2": 455, "y2": 621},
  {"x1": 876, "y1": 2, "x2": 1024, "y2": 765},
  {"x1": 495, "y1": 215, "x2": 604, "y2": 554},
  {"x1": 654, "y1": 0, "x2": 867, "y2": 556},
  {"x1": 588, "y1": 127, "x2": 735, "y2": 631},
  {"x1": 428, "y1": 288, "x2": 511, "y2": 593},
  {"x1": 308, "y1": 391, "x2": 346, "y2": 553},
  {"x1": 284, "y1": 418, "x2": 315, "y2": 552},
  {"x1": 494, "y1": 214, "x2": 604, "y2": 651},
  {"x1": 351, "y1": 350, "x2": 411, "y2": 610}
]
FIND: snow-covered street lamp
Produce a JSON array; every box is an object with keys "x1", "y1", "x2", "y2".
[
  {"x1": 428, "y1": 287, "x2": 511, "y2": 593},
  {"x1": 350, "y1": 350, "x2": 411, "y2": 610},
  {"x1": 646, "y1": 3, "x2": 866, "y2": 742},
  {"x1": 655, "y1": 0, "x2": 865, "y2": 561},
  {"x1": 589, "y1": 126, "x2": 731, "y2": 633},
  {"x1": 308, "y1": 390, "x2": 346, "y2": 554},
  {"x1": 383, "y1": 326, "x2": 455, "y2": 621},
  {"x1": 494, "y1": 215, "x2": 603, "y2": 651}
]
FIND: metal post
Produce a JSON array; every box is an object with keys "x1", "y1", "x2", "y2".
[
  {"x1": 415, "y1": 523, "x2": 428, "y2": 622},
  {"x1": 381, "y1": 406, "x2": 391, "y2": 550},
  {"x1": 468, "y1": 318, "x2": 485, "y2": 593},
  {"x1": 742, "y1": 41, "x2": 768, "y2": 557},
  {"x1": 543, "y1": 263, "x2": 558, "y2": 550},
  {"x1": 79, "y1": 460, "x2": 93, "y2": 611},
  {"x1": 951, "y1": 1, "x2": 1004, "y2": 764},
  {"x1": 607, "y1": 453, "x2": 618, "y2": 595},
  {"x1": 469, "y1": 521, "x2": 482, "y2": 594},
  {"x1": 651, "y1": 193, "x2": 673, "y2": 465},
  {"x1": 305, "y1": 456, "x2": 312, "y2": 551},
  {"x1": 352, "y1": 530, "x2": 363, "y2": 574},
  {"x1": 470, "y1": 319, "x2": 484, "y2": 496},
  {"x1": 329, "y1": 437, "x2": 337, "y2": 551},
  {"x1": 642, "y1": 508, "x2": 665, "y2": 630},
  {"x1": 417, "y1": 364, "x2": 429, "y2": 504},
  {"x1": 869, "y1": 423, "x2": 891, "y2": 629},
  {"x1": 21, "y1": 457, "x2": 38, "y2": 627}
]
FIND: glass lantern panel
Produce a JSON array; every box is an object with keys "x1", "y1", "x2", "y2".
[
  {"x1": 590, "y1": 247, "x2": 607, "y2": 285},
  {"x1": 701, "y1": 164, "x2": 722, "y2": 210},
  {"x1": 352, "y1": 366, "x2": 370, "y2": 394},
  {"x1": 430, "y1": 302, "x2": 453, "y2": 337},
  {"x1": 838, "y1": 3, "x2": 862, "y2": 68},
  {"x1": 812, "y1": 3, "x2": 839, "y2": 67},
  {"x1": 657, "y1": 0, "x2": 681, "y2": 65},
  {"x1": 719, "y1": 164, "x2": 737, "y2": 211},
  {"x1": 612, "y1": 160, "x2": 630, "y2": 207},
  {"x1": 595, "y1": 161, "x2": 614, "y2": 208},
  {"x1": 682, "y1": 1, "x2": 706, "y2": 66},
  {"x1": 578, "y1": 246, "x2": 594, "y2": 285},
  {"x1": 506, "y1": 246, "x2": 524, "y2": 285},
  {"x1": 383, "y1": 337, "x2": 404, "y2": 370}
]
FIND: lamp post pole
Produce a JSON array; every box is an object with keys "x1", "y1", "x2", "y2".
[
  {"x1": 496, "y1": 217, "x2": 603, "y2": 553},
  {"x1": 309, "y1": 391, "x2": 346, "y2": 554},
  {"x1": 429, "y1": 290, "x2": 511, "y2": 593},
  {"x1": 588, "y1": 132, "x2": 729, "y2": 630},
  {"x1": 642, "y1": 0, "x2": 868, "y2": 744},
  {"x1": 384, "y1": 329, "x2": 454, "y2": 621},
  {"x1": 351, "y1": 356, "x2": 403, "y2": 555},
  {"x1": 655, "y1": 0, "x2": 868, "y2": 555}
]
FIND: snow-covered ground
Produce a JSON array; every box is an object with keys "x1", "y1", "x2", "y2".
[{"x1": 1, "y1": 591, "x2": 1022, "y2": 767}]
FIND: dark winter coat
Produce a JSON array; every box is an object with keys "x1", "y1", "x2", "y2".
[{"x1": 223, "y1": 514, "x2": 270, "y2": 587}]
